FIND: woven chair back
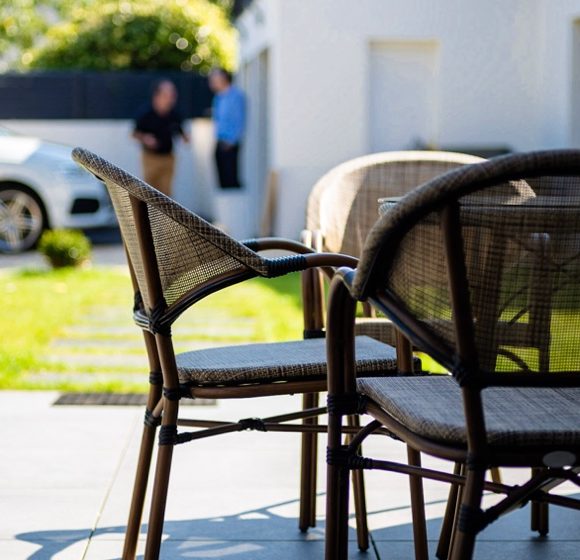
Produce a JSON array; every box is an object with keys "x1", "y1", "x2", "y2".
[
  {"x1": 353, "y1": 150, "x2": 580, "y2": 381},
  {"x1": 306, "y1": 151, "x2": 484, "y2": 258},
  {"x1": 72, "y1": 148, "x2": 268, "y2": 317}
]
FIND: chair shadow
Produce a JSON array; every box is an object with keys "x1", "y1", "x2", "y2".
[
  {"x1": 16, "y1": 493, "x2": 580, "y2": 559},
  {"x1": 16, "y1": 498, "x2": 325, "y2": 560}
]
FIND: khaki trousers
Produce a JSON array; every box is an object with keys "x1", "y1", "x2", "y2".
[{"x1": 142, "y1": 151, "x2": 175, "y2": 197}]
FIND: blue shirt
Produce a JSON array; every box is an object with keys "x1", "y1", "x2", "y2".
[{"x1": 212, "y1": 85, "x2": 246, "y2": 144}]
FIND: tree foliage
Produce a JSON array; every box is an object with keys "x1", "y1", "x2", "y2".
[
  {"x1": 0, "y1": 0, "x2": 52, "y2": 61},
  {"x1": 2, "y1": 0, "x2": 236, "y2": 72}
]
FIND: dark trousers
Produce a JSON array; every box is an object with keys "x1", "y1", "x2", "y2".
[{"x1": 215, "y1": 141, "x2": 241, "y2": 188}]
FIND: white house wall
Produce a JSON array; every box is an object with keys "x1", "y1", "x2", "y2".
[
  {"x1": 539, "y1": 1, "x2": 580, "y2": 148},
  {"x1": 238, "y1": 0, "x2": 580, "y2": 239}
]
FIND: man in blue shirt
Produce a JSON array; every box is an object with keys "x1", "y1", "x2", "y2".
[{"x1": 209, "y1": 68, "x2": 246, "y2": 189}]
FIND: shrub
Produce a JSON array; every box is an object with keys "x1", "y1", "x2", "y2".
[
  {"x1": 38, "y1": 229, "x2": 92, "y2": 269},
  {"x1": 25, "y1": 0, "x2": 236, "y2": 72}
]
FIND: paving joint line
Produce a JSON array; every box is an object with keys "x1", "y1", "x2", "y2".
[{"x1": 81, "y1": 410, "x2": 141, "y2": 560}]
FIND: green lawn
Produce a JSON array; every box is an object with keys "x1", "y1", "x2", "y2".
[
  {"x1": 0, "y1": 266, "x2": 304, "y2": 392},
  {"x1": 4, "y1": 264, "x2": 576, "y2": 392}
]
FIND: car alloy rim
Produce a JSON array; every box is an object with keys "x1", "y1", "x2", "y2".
[{"x1": 0, "y1": 189, "x2": 44, "y2": 252}]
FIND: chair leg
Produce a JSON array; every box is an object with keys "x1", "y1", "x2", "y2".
[
  {"x1": 142, "y1": 395, "x2": 182, "y2": 560},
  {"x1": 309, "y1": 393, "x2": 320, "y2": 528},
  {"x1": 122, "y1": 422, "x2": 158, "y2": 559},
  {"x1": 299, "y1": 392, "x2": 318, "y2": 532},
  {"x1": 407, "y1": 445, "x2": 429, "y2": 560},
  {"x1": 447, "y1": 463, "x2": 467, "y2": 560},
  {"x1": 325, "y1": 410, "x2": 350, "y2": 560},
  {"x1": 436, "y1": 462, "x2": 463, "y2": 560},
  {"x1": 143, "y1": 440, "x2": 175, "y2": 560},
  {"x1": 450, "y1": 467, "x2": 486, "y2": 560},
  {"x1": 347, "y1": 415, "x2": 369, "y2": 552},
  {"x1": 530, "y1": 468, "x2": 549, "y2": 536}
]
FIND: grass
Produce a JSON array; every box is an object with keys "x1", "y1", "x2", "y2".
[
  {"x1": 4, "y1": 263, "x2": 576, "y2": 392},
  {"x1": 0, "y1": 266, "x2": 303, "y2": 392}
]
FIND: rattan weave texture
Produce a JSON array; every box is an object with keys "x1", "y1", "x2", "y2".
[
  {"x1": 358, "y1": 376, "x2": 580, "y2": 446},
  {"x1": 177, "y1": 335, "x2": 397, "y2": 386},
  {"x1": 72, "y1": 148, "x2": 307, "y2": 314},
  {"x1": 306, "y1": 151, "x2": 484, "y2": 258},
  {"x1": 354, "y1": 150, "x2": 580, "y2": 379}
]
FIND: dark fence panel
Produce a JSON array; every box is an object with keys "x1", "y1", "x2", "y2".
[{"x1": 0, "y1": 71, "x2": 212, "y2": 119}]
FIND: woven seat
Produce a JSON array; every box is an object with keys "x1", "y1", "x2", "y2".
[
  {"x1": 358, "y1": 376, "x2": 580, "y2": 447},
  {"x1": 178, "y1": 335, "x2": 397, "y2": 386},
  {"x1": 324, "y1": 150, "x2": 580, "y2": 560}
]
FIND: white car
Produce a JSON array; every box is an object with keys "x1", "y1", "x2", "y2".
[{"x1": 0, "y1": 127, "x2": 116, "y2": 253}]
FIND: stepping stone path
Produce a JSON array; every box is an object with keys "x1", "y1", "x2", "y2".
[{"x1": 29, "y1": 304, "x2": 258, "y2": 390}]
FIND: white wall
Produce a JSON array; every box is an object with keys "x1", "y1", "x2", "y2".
[
  {"x1": 538, "y1": 1, "x2": 580, "y2": 147},
  {"x1": 0, "y1": 118, "x2": 216, "y2": 219},
  {"x1": 238, "y1": 0, "x2": 580, "y2": 239},
  {"x1": 368, "y1": 40, "x2": 440, "y2": 151}
]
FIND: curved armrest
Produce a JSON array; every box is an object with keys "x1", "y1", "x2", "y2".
[
  {"x1": 302, "y1": 253, "x2": 358, "y2": 270},
  {"x1": 152, "y1": 252, "x2": 359, "y2": 333},
  {"x1": 242, "y1": 236, "x2": 316, "y2": 254}
]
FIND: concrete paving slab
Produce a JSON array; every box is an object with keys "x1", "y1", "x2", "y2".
[
  {"x1": 83, "y1": 535, "x2": 377, "y2": 560},
  {"x1": 3, "y1": 390, "x2": 580, "y2": 559},
  {"x1": 372, "y1": 537, "x2": 580, "y2": 560},
  {"x1": 0, "y1": 393, "x2": 140, "y2": 491},
  {"x1": 0, "y1": 489, "x2": 104, "y2": 540},
  {"x1": 0, "y1": 538, "x2": 91, "y2": 560},
  {"x1": 41, "y1": 352, "x2": 149, "y2": 368}
]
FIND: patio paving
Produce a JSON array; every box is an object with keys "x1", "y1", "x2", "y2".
[{"x1": 2, "y1": 390, "x2": 580, "y2": 559}]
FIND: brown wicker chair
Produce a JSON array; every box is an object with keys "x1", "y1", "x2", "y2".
[
  {"x1": 304, "y1": 150, "x2": 484, "y2": 346},
  {"x1": 71, "y1": 148, "x2": 407, "y2": 559},
  {"x1": 300, "y1": 151, "x2": 486, "y2": 546},
  {"x1": 324, "y1": 149, "x2": 580, "y2": 560}
]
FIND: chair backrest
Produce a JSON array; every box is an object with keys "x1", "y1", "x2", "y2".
[
  {"x1": 352, "y1": 150, "x2": 580, "y2": 384},
  {"x1": 306, "y1": 151, "x2": 484, "y2": 258},
  {"x1": 72, "y1": 148, "x2": 270, "y2": 331}
]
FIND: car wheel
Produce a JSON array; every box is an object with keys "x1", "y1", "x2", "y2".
[{"x1": 0, "y1": 187, "x2": 45, "y2": 253}]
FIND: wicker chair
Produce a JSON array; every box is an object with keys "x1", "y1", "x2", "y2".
[
  {"x1": 71, "y1": 148, "x2": 407, "y2": 559},
  {"x1": 300, "y1": 151, "x2": 486, "y2": 546},
  {"x1": 304, "y1": 150, "x2": 484, "y2": 345},
  {"x1": 324, "y1": 150, "x2": 580, "y2": 560}
]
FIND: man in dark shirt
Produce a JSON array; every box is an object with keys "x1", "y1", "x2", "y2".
[{"x1": 133, "y1": 79, "x2": 189, "y2": 197}]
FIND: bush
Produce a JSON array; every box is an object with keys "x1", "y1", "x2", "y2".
[
  {"x1": 25, "y1": 0, "x2": 236, "y2": 72},
  {"x1": 38, "y1": 229, "x2": 92, "y2": 269}
]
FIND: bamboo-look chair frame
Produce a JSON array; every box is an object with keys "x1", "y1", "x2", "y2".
[
  {"x1": 302, "y1": 151, "x2": 487, "y2": 554},
  {"x1": 324, "y1": 150, "x2": 580, "y2": 560},
  {"x1": 72, "y1": 148, "x2": 406, "y2": 559}
]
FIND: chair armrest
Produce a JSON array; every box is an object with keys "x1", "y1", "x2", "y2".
[
  {"x1": 242, "y1": 236, "x2": 316, "y2": 254},
  {"x1": 152, "y1": 253, "x2": 358, "y2": 334}
]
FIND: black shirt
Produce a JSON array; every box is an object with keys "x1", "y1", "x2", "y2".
[{"x1": 134, "y1": 106, "x2": 184, "y2": 155}]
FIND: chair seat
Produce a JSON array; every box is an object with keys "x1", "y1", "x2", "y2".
[
  {"x1": 358, "y1": 376, "x2": 580, "y2": 447},
  {"x1": 177, "y1": 335, "x2": 399, "y2": 387}
]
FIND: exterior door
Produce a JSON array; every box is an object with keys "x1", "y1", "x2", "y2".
[{"x1": 369, "y1": 40, "x2": 439, "y2": 152}]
